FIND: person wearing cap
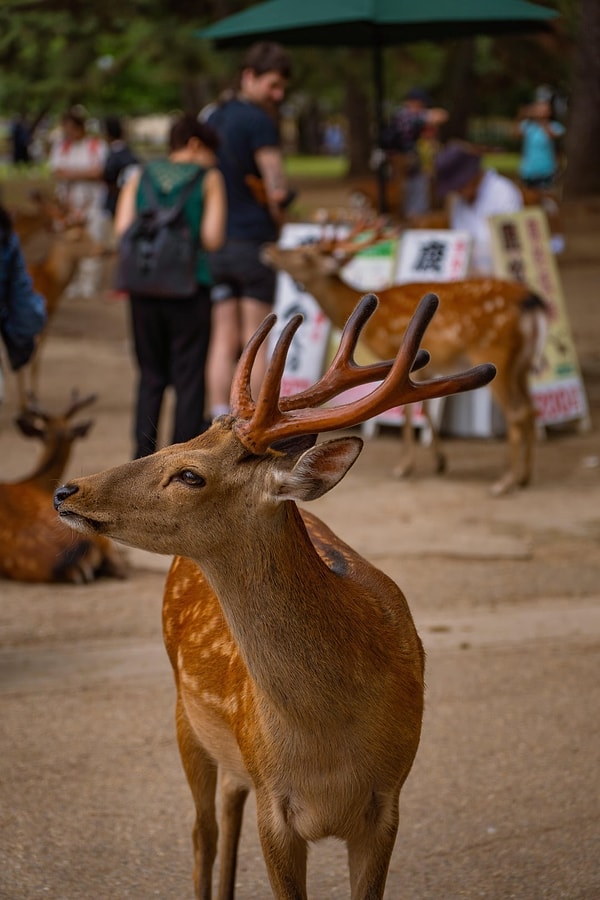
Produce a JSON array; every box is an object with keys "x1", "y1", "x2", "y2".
[
  {"x1": 434, "y1": 144, "x2": 523, "y2": 275},
  {"x1": 382, "y1": 87, "x2": 448, "y2": 219}
]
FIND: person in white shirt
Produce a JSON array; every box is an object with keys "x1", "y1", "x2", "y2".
[
  {"x1": 434, "y1": 144, "x2": 523, "y2": 275},
  {"x1": 433, "y1": 144, "x2": 524, "y2": 437},
  {"x1": 49, "y1": 108, "x2": 109, "y2": 297}
]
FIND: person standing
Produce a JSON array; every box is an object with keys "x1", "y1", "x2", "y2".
[
  {"x1": 48, "y1": 108, "x2": 109, "y2": 298},
  {"x1": 114, "y1": 115, "x2": 226, "y2": 458},
  {"x1": 102, "y1": 116, "x2": 138, "y2": 220},
  {"x1": 516, "y1": 94, "x2": 565, "y2": 189},
  {"x1": 206, "y1": 41, "x2": 293, "y2": 419},
  {"x1": 382, "y1": 87, "x2": 448, "y2": 219},
  {"x1": 434, "y1": 143, "x2": 523, "y2": 276}
]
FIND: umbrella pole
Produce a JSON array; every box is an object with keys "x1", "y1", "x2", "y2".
[{"x1": 373, "y1": 39, "x2": 388, "y2": 214}]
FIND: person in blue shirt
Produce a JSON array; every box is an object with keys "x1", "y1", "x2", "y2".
[
  {"x1": 0, "y1": 204, "x2": 47, "y2": 389},
  {"x1": 206, "y1": 41, "x2": 294, "y2": 419},
  {"x1": 517, "y1": 97, "x2": 565, "y2": 189}
]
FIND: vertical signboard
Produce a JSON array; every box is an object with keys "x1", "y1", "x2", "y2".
[{"x1": 489, "y1": 208, "x2": 589, "y2": 427}]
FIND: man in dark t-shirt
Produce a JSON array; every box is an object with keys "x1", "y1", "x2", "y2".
[{"x1": 206, "y1": 41, "x2": 293, "y2": 420}]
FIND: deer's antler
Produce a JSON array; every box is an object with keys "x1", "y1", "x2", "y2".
[
  {"x1": 231, "y1": 293, "x2": 496, "y2": 454},
  {"x1": 317, "y1": 218, "x2": 394, "y2": 262},
  {"x1": 64, "y1": 390, "x2": 97, "y2": 420}
]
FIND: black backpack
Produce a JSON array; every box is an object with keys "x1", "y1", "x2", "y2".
[{"x1": 115, "y1": 167, "x2": 204, "y2": 299}]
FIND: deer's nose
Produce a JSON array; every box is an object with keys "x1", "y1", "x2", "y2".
[{"x1": 53, "y1": 483, "x2": 79, "y2": 510}]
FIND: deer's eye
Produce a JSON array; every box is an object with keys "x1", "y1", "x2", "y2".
[{"x1": 175, "y1": 469, "x2": 205, "y2": 487}]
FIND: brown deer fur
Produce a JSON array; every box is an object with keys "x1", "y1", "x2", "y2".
[
  {"x1": 0, "y1": 394, "x2": 127, "y2": 583},
  {"x1": 54, "y1": 296, "x2": 494, "y2": 898}
]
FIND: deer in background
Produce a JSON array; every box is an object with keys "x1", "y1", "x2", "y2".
[
  {"x1": 262, "y1": 233, "x2": 549, "y2": 496},
  {"x1": 0, "y1": 392, "x2": 127, "y2": 583},
  {"x1": 11, "y1": 193, "x2": 106, "y2": 407},
  {"x1": 55, "y1": 294, "x2": 494, "y2": 898}
]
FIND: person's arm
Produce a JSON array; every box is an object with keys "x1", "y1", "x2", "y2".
[
  {"x1": 255, "y1": 145, "x2": 289, "y2": 229},
  {"x1": 426, "y1": 108, "x2": 448, "y2": 127},
  {"x1": 52, "y1": 139, "x2": 108, "y2": 182},
  {"x1": 200, "y1": 168, "x2": 227, "y2": 252},
  {"x1": 52, "y1": 165, "x2": 104, "y2": 182},
  {"x1": 113, "y1": 168, "x2": 141, "y2": 238}
]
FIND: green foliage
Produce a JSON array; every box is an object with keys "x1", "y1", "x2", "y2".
[{"x1": 0, "y1": 0, "x2": 221, "y2": 119}]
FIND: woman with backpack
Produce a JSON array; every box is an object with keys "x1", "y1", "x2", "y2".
[{"x1": 114, "y1": 114, "x2": 226, "y2": 458}]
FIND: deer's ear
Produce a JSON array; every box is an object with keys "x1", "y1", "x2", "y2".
[
  {"x1": 70, "y1": 420, "x2": 94, "y2": 439},
  {"x1": 272, "y1": 436, "x2": 363, "y2": 502}
]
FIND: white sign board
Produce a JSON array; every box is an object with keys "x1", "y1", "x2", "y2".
[
  {"x1": 269, "y1": 224, "x2": 332, "y2": 397},
  {"x1": 395, "y1": 230, "x2": 471, "y2": 283}
]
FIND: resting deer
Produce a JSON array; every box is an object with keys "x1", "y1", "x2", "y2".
[
  {"x1": 54, "y1": 294, "x2": 494, "y2": 898},
  {"x1": 0, "y1": 392, "x2": 127, "y2": 583},
  {"x1": 262, "y1": 234, "x2": 549, "y2": 495},
  {"x1": 11, "y1": 195, "x2": 106, "y2": 407}
]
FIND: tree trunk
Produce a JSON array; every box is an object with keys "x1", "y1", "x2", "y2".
[
  {"x1": 345, "y1": 72, "x2": 372, "y2": 176},
  {"x1": 563, "y1": 0, "x2": 600, "y2": 197},
  {"x1": 439, "y1": 39, "x2": 475, "y2": 142}
]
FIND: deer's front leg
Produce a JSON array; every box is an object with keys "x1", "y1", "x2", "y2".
[
  {"x1": 217, "y1": 772, "x2": 249, "y2": 900},
  {"x1": 255, "y1": 792, "x2": 308, "y2": 900},
  {"x1": 393, "y1": 405, "x2": 417, "y2": 479},
  {"x1": 347, "y1": 795, "x2": 400, "y2": 900},
  {"x1": 175, "y1": 698, "x2": 218, "y2": 900}
]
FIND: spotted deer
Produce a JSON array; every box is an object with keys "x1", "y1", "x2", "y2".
[
  {"x1": 0, "y1": 392, "x2": 127, "y2": 583},
  {"x1": 54, "y1": 294, "x2": 494, "y2": 898},
  {"x1": 262, "y1": 233, "x2": 549, "y2": 495}
]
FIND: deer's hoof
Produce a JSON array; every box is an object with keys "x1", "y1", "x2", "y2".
[
  {"x1": 489, "y1": 475, "x2": 517, "y2": 497},
  {"x1": 392, "y1": 462, "x2": 414, "y2": 480}
]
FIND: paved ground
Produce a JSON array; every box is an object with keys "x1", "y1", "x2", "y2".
[{"x1": 0, "y1": 198, "x2": 599, "y2": 898}]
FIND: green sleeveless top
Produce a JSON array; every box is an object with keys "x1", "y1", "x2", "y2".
[{"x1": 135, "y1": 159, "x2": 212, "y2": 287}]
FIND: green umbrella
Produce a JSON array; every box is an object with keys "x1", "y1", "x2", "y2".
[{"x1": 198, "y1": 0, "x2": 559, "y2": 210}]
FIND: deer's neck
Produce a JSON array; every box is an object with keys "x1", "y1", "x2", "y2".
[
  {"x1": 25, "y1": 440, "x2": 72, "y2": 492},
  {"x1": 32, "y1": 248, "x2": 78, "y2": 311},
  {"x1": 302, "y1": 273, "x2": 361, "y2": 332},
  {"x1": 196, "y1": 502, "x2": 363, "y2": 722}
]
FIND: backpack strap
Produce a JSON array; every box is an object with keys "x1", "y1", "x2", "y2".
[{"x1": 139, "y1": 166, "x2": 204, "y2": 222}]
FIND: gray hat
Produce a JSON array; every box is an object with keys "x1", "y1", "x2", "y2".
[{"x1": 435, "y1": 145, "x2": 481, "y2": 197}]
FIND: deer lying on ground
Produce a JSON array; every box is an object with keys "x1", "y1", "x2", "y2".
[
  {"x1": 54, "y1": 294, "x2": 494, "y2": 898},
  {"x1": 0, "y1": 392, "x2": 127, "y2": 583},
  {"x1": 262, "y1": 233, "x2": 549, "y2": 495},
  {"x1": 11, "y1": 195, "x2": 106, "y2": 407}
]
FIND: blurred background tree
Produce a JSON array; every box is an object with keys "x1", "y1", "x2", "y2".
[{"x1": 0, "y1": 0, "x2": 598, "y2": 195}]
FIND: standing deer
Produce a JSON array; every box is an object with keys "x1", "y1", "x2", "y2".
[
  {"x1": 0, "y1": 392, "x2": 127, "y2": 583},
  {"x1": 54, "y1": 294, "x2": 494, "y2": 898},
  {"x1": 262, "y1": 235, "x2": 549, "y2": 496}
]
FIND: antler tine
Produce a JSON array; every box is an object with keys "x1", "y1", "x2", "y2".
[
  {"x1": 22, "y1": 392, "x2": 50, "y2": 421},
  {"x1": 280, "y1": 294, "x2": 394, "y2": 411},
  {"x1": 233, "y1": 293, "x2": 496, "y2": 454},
  {"x1": 230, "y1": 313, "x2": 278, "y2": 419},
  {"x1": 330, "y1": 217, "x2": 393, "y2": 260},
  {"x1": 65, "y1": 390, "x2": 97, "y2": 419},
  {"x1": 233, "y1": 314, "x2": 304, "y2": 451}
]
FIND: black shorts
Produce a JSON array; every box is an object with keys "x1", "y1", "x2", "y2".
[{"x1": 209, "y1": 240, "x2": 276, "y2": 306}]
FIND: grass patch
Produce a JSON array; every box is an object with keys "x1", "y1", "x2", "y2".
[
  {"x1": 285, "y1": 155, "x2": 349, "y2": 179},
  {"x1": 284, "y1": 153, "x2": 520, "y2": 181},
  {"x1": 482, "y1": 153, "x2": 520, "y2": 176}
]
